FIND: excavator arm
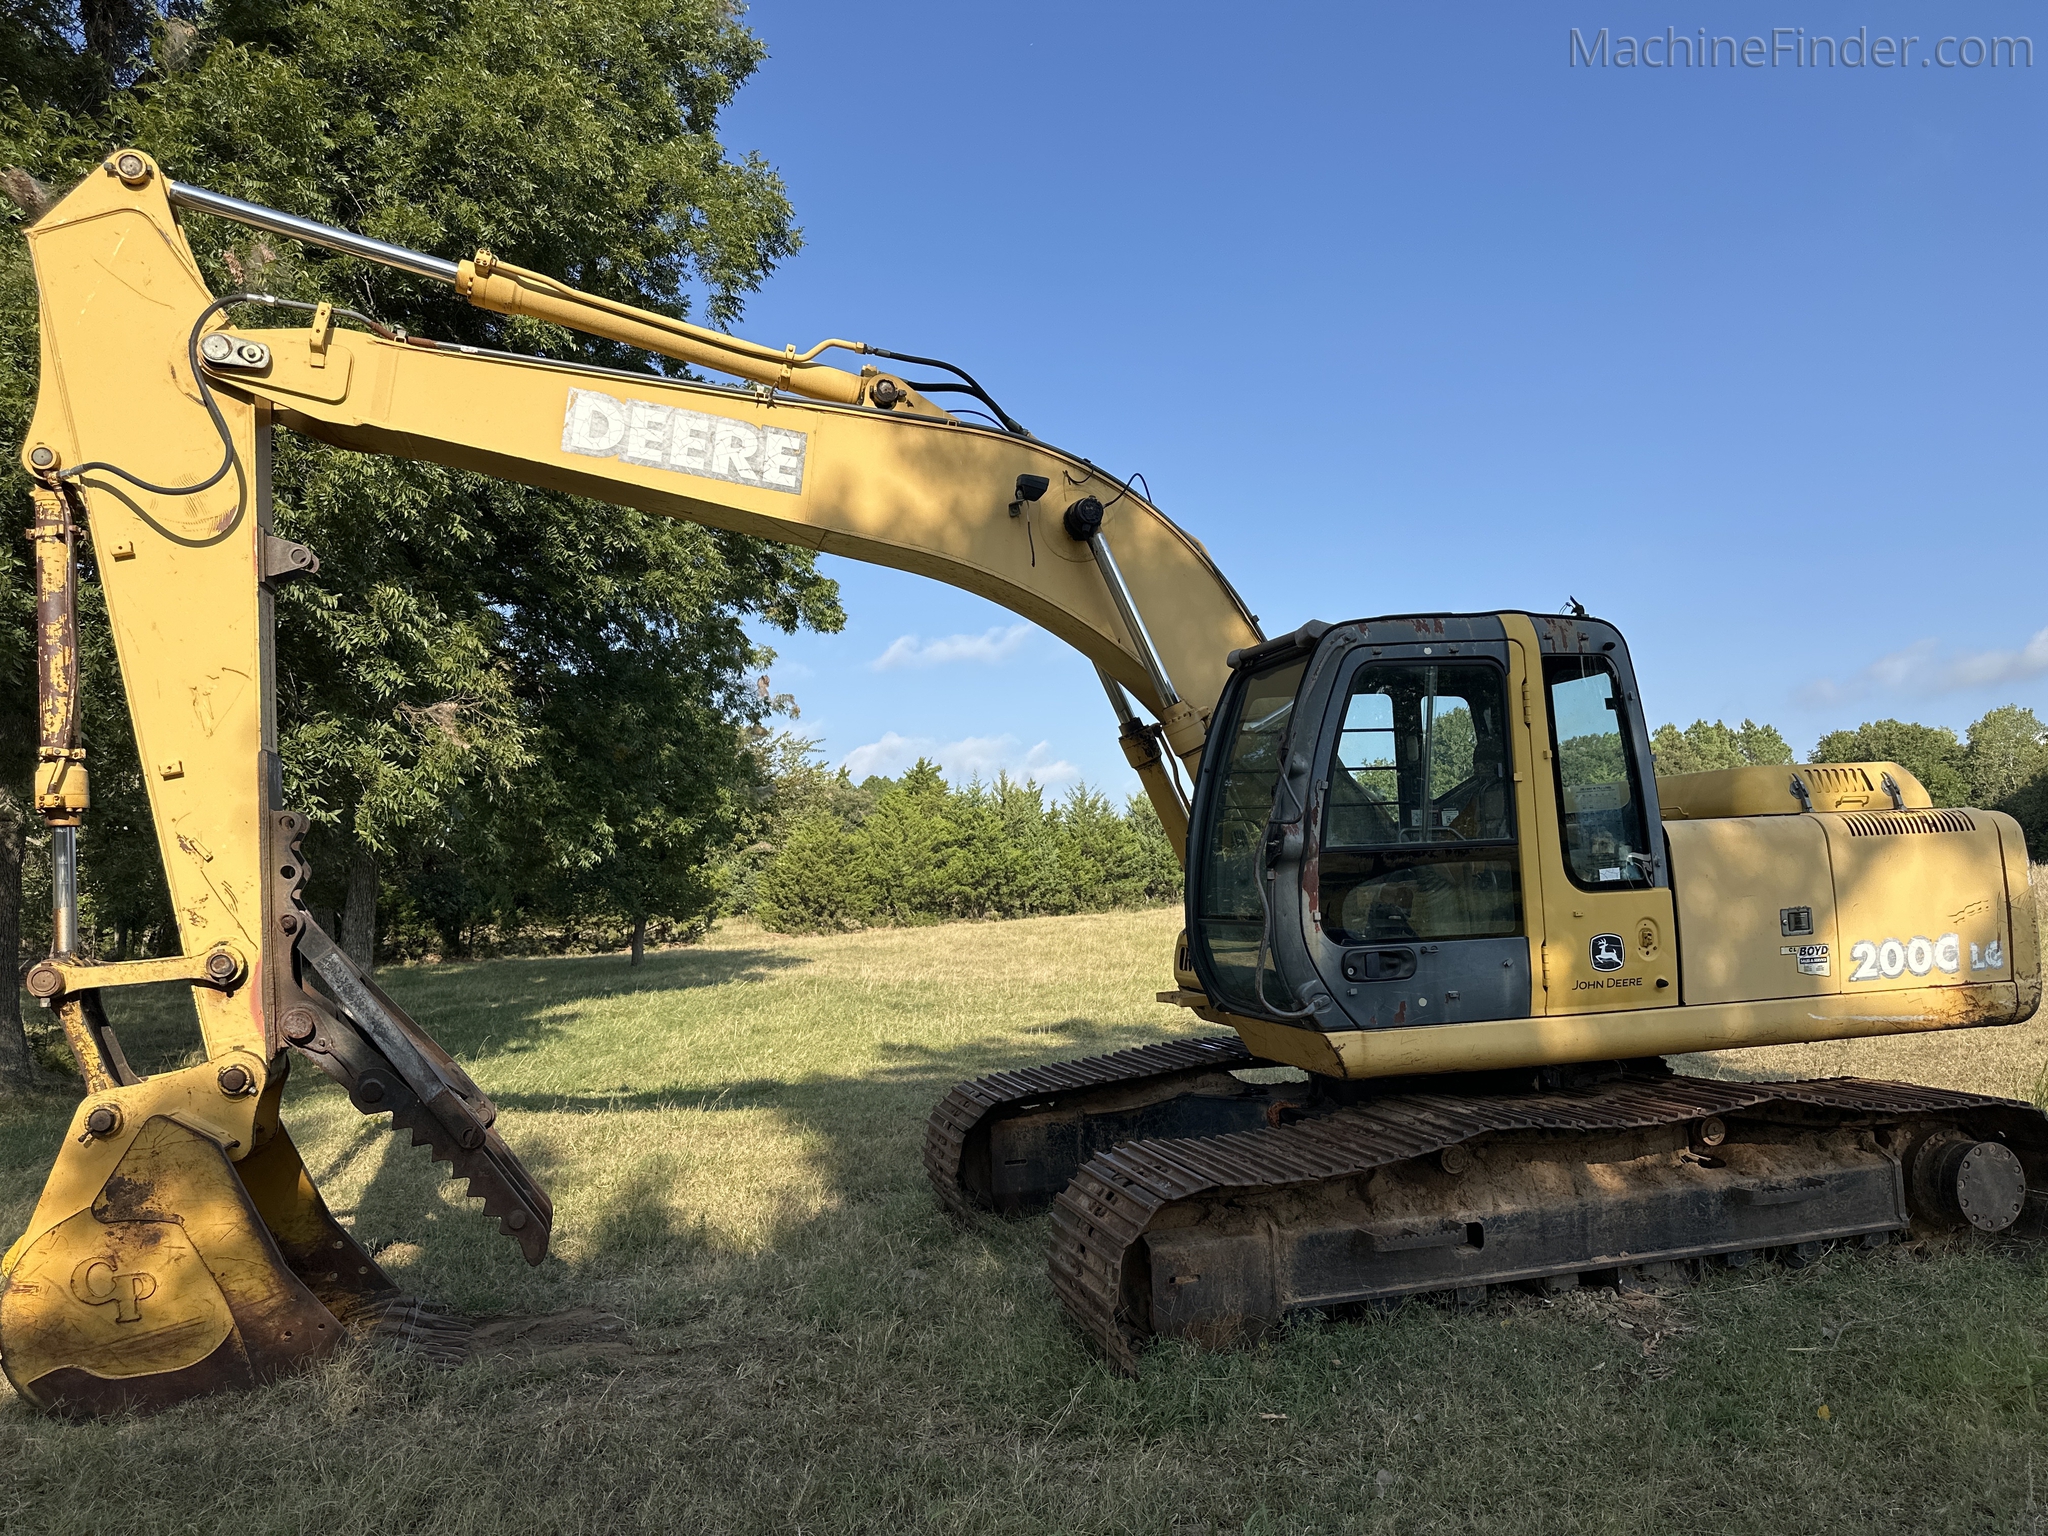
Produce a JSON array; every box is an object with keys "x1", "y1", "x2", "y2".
[{"x1": 0, "y1": 151, "x2": 1258, "y2": 1414}]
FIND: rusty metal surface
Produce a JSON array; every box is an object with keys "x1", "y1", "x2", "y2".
[
  {"x1": 233, "y1": 1109, "x2": 397, "y2": 1312},
  {"x1": 1, "y1": 1117, "x2": 347, "y2": 1417},
  {"x1": 1047, "y1": 1074, "x2": 2047, "y2": 1371},
  {"x1": 923, "y1": 1036, "x2": 1257, "y2": 1221},
  {"x1": 30, "y1": 484, "x2": 85, "y2": 825},
  {"x1": 1142, "y1": 1137, "x2": 1908, "y2": 1338},
  {"x1": 283, "y1": 914, "x2": 552, "y2": 1263}
]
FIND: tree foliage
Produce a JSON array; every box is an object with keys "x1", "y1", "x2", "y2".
[
  {"x1": 1810, "y1": 718, "x2": 1970, "y2": 806},
  {"x1": 1963, "y1": 706, "x2": 2048, "y2": 808},
  {"x1": 1649, "y1": 718, "x2": 1794, "y2": 775},
  {"x1": 1965, "y1": 706, "x2": 2048, "y2": 853},
  {"x1": 1, "y1": 0, "x2": 842, "y2": 974},
  {"x1": 742, "y1": 752, "x2": 1182, "y2": 934},
  {"x1": 1647, "y1": 706, "x2": 2048, "y2": 848}
]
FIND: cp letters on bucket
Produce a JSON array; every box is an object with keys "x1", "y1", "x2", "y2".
[{"x1": 561, "y1": 387, "x2": 807, "y2": 494}]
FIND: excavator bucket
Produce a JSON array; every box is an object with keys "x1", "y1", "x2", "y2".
[
  {"x1": 2, "y1": 1109, "x2": 363, "y2": 1415},
  {"x1": 1, "y1": 910, "x2": 548, "y2": 1417}
]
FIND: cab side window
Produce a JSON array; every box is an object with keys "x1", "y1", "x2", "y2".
[{"x1": 1544, "y1": 657, "x2": 1652, "y2": 888}]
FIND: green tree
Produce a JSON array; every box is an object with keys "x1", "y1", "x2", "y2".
[
  {"x1": 481, "y1": 528, "x2": 836, "y2": 962},
  {"x1": 856, "y1": 761, "x2": 957, "y2": 925},
  {"x1": 1963, "y1": 705, "x2": 2048, "y2": 854},
  {"x1": 714, "y1": 730, "x2": 873, "y2": 920},
  {"x1": 1963, "y1": 705, "x2": 2048, "y2": 807},
  {"x1": 0, "y1": 139, "x2": 39, "y2": 1082},
  {"x1": 1055, "y1": 784, "x2": 1180, "y2": 909},
  {"x1": 748, "y1": 748, "x2": 1185, "y2": 936},
  {"x1": 753, "y1": 810, "x2": 870, "y2": 932},
  {"x1": 1649, "y1": 718, "x2": 1794, "y2": 775},
  {"x1": 3, "y1": 0, "x2": 839, "y2": 982},
  {"x1": 1425, "y1": 705, "x2": 1476, "y2": 798},
  {"x1": 941, "y1": 777, "x2": 1032, "y2": 919},
  {"x1": 1124, "y1": 792, "x2": 1183, "y2": 899},
  {"x1": 1810, "y1": 719, "x2": 1969, "y2": 806},
  {"x1": 1993, "y1": 772, "x2": 2048, "y2": 855}
]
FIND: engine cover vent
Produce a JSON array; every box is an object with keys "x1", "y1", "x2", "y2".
[{"x1": 1841, "y1": 809, "x2": 1977, "y2": 837}]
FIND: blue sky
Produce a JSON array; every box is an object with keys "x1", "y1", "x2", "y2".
[{"x1": 718, "y1": 3, "x2": 2044, "y2": 797}]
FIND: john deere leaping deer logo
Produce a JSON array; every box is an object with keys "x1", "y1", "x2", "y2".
[
  {"x1": 70, "y1": 1255, "x2": 157, "y2": 1323},
  {"x1": 1590, "y1": 933, "x2": 1626, "y2": 973}
]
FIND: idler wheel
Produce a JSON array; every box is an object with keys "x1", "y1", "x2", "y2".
[{"x1": 1908, "y1": 1130, "x2": 2027, "y2": 1233}]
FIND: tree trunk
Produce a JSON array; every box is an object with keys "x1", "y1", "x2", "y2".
[
  {"x1": 0, "y1": 792, "x2": 32, "y2": 1085},
  {"x1": 342, "y1": 845, "x2": 377, "y2": 971},
  {"x1": 630, "y1": 913, "x2": 647, "y2": 967}
]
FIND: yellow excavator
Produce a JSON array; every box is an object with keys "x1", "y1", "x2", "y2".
[{"x1": 2, "y1": 150, "x2": 2039, "y2": 1412}]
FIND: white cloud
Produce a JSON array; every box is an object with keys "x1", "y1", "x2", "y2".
[
  {"x1": 870, "y1": 623, "x2": 1036, "y2": 671},
  {"x1": 1801, "y1": 624, "x2": 2048, "y2": 706},
  {"x1": 839, "y1": 731, "x2": 1080, "y2": 787},
  {"x1": 1020, "y1": 745, "x2": 1083, "y2": 786},
  {"x1": 841, "y1": 731, "x2": 926, "y2": 779}
]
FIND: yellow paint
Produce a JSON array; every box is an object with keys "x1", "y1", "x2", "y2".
[
  {"x1": 7, "y1": 152, "x2": 1267, "y2": 1403},
  {"x1": 16, "y1": 153, "x2": 1260, "y2": 1078},
  {"x1": 1990, "y1": 811, "x2": 2041, "y2": 1016},
  {"x1": 238, "y1": 329, "x2": 1256, "y2": 730},
  {"x1": 1196, "y1": 981, "x2": 2024, "y2": 1080},
  {"x1": 2, "y1": 1056, "x2": 270, "y2": 1276},
  {"x1": 1500, "y1": 614, "x2": 1679, "y2": 1017},
  {"x1": 1658, "y1": 761, "x2": 1930, "y2": 819},
  {"x1": 0, "y1": 1114, "x2": 342, "y2": 1410},
  {"x1": 1665, "y1": 815, "x2": 1841, "y2": 1005},
  {"x1": 21, "y1": 161, "x2": 273, "y2": 1082}
]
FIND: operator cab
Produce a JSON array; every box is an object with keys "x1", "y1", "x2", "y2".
[{"x1": 1183, "y1": 612, "x2": 1672, "y2": 1034}]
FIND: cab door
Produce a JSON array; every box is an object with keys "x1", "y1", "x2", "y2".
[{"x1": 1502, "y1": 613, "x2": 1679, "y2": 1014}]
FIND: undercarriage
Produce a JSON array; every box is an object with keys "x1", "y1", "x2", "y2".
[{"x1": 926, "y1": 1038, "x2": 2048, "y2": 1371}]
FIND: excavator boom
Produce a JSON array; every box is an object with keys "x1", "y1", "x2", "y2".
[{"x1": 0, "y1": 152, "x2": 1256, "y2": 1413}]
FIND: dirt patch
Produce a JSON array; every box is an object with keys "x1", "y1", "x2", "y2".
[{"x1": 467, "y1": 1304, "x2": 643, "y2": 1368}]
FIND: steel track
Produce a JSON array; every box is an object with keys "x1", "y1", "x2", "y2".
[{"x1": 1043, "y1": 1071, "x2": 2046, "y2": 1370}]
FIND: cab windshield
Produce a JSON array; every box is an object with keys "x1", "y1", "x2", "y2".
[{"x1": 1194, "y1": 656, "x2": 1309, "y2": 1008}]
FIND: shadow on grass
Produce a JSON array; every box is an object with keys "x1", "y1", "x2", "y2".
[
  {"x1": 361, "y1": 943, "x2": 816, "y2": 1061},
  {"x1": 869, "y1": 1015, "x2": 1147, "y2": 1077},
  {"x1": 320, "y1": 1000, "x2": 1168, "y2": 1291},
  {"x1": 0, "y1": 945, "x2": 823, "y2": 1271},
  {"x1": 40, "y1": 943, "x2": 816, "y2": 1086}
]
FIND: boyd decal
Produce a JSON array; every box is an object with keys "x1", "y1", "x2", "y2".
[
  {"x1": 1778, "y1": 942, "x2": 1831, "y2": 975},
  {"x1": 562, "y1": 387, "x2": 807, "y2": 494}
]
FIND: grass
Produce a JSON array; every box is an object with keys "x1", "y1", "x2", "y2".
[{"x1": 0, "y1": 900, "x2": 2045, "y2": 1535}]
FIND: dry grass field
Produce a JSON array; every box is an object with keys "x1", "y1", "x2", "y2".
[{"x1": 1, "y1": 893, "x2": 2046, "y2": 1535}]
